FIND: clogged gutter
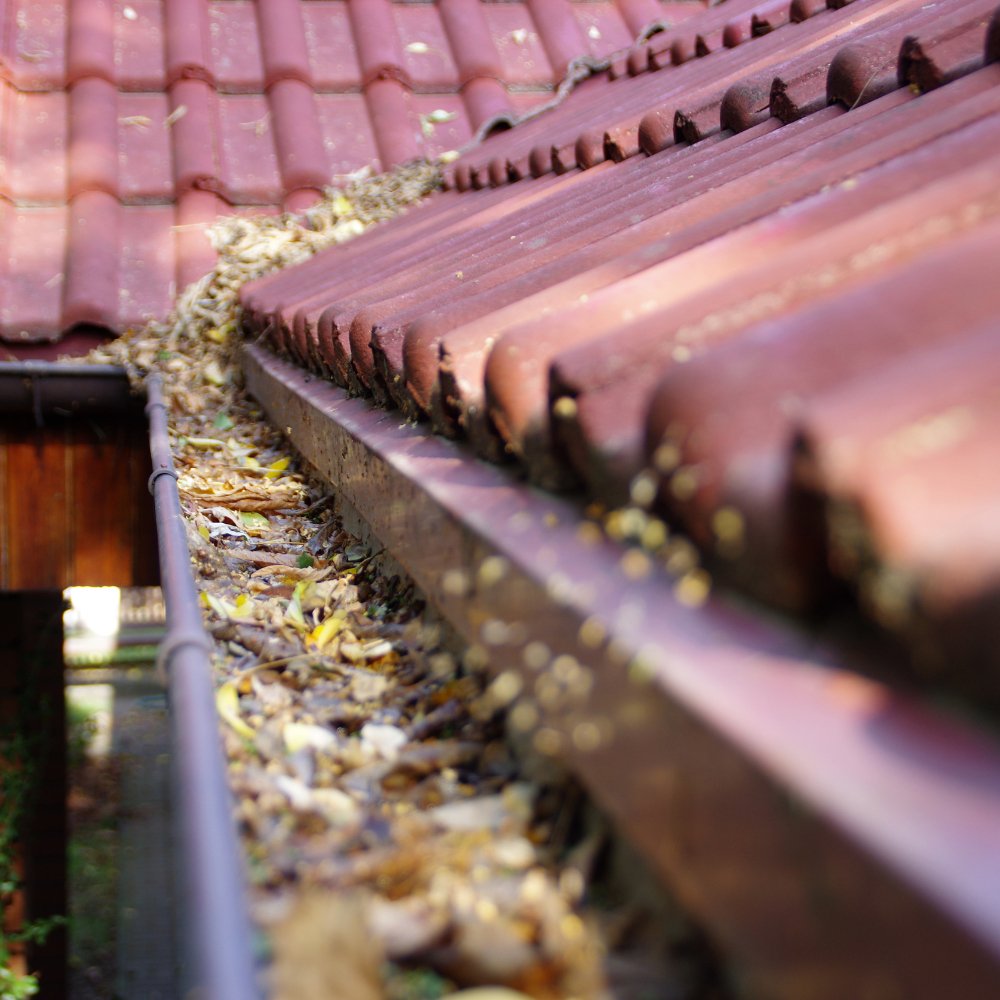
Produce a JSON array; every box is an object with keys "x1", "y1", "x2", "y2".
[{"x1": 91, "y1": 166, "x2": 706, "y2": 999}]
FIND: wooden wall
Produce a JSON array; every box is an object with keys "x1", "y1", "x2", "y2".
[{"x1": 0, "y1": 410, "x2": 159, "y2": 591}]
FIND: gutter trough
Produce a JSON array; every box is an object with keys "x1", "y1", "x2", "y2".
[
  {"x1": 146, "y1": 374, "x2": 261, "y2": 1000},
  {"x1": 244, "y1": 340, "x2": 1000, "y2": 1000},
  {"x1": 0, "y1": 362, "x2": 260, "y2": 995},
  {"x1": 0, "y1": 361, "x2": 137, "y2": 416}
]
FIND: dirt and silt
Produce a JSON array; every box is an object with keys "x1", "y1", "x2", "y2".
[{"x1": 89, "y1": 162, "x2": 724, "y2": 1000}]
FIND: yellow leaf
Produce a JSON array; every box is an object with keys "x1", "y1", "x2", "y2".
[
  {"x1": 203, "y1": 360, "x2": 226, "y2": 386},
  {"x1": 307, "y1": 614, "x2": 344, "y2": 651},
  {"x1": 331, "y1": 194, "x2": 352, "y2": 216},
  {"x1": 216, "y1": 681, "x2": 255, "y2": 740},
  {"x1": 185, "y1": 436, "x2": 226, "y2": 450},
  {"x1": 264, "y1": 457, "x2": 291, "y2": 479},
  {"x1": 198, "y1": 524, "x2": 210, "y2": 540},
  {"x1": 205, "y1": 592, "x2": 236, "y2": 619},
  {"x1": 244, "y1": 456, "x2": 261, "y2": 470}
]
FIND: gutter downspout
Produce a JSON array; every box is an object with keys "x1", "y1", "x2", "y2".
[{"x1": 146, "y1": 374, "x2": 261, "y2": 1000}]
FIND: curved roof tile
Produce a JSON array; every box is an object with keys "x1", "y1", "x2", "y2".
[{"x1": 5, "y1": 0, "x2": 674, "y2": 350}]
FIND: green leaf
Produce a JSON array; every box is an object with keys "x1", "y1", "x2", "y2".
[
  {"x1": 240, "y1": 511, "x2": 270, "y2": 533},
  {"x1": 296, "y1": 553, "x2": 314, "y2": 568},
  {"x1": 213, "y1": 411, "x2": 235, "y2": 431}
]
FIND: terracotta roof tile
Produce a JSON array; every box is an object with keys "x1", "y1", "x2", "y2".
[
  {"x1": 3, "y1": 89, "x2": 68, "y2": 202},
  {"x1": 240, "y1": 1, "x2": 1000, "y2": 679},
  {"x1": 207, "y1": 2, "x2": 264, "y2": 92},
  {"x1": 1, "y1": 205, "x2": 68, "y2": 341},
  {"x1": 393, "y1": 3, "x2": 460, "y2": 90},
  {"x1": 795, "y1": 324, "x2": 1000, "y2": 684},
  {"x1": 113, "y1": 0, "x2": 166, "y2": 89},
  {"x1": 5, "y1": 0, "x2": 670, "y2": 351},
  {"x1": 2, "y1": 0, "x2": 68, "y2": 90}
]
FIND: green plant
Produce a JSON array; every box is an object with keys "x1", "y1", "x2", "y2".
[
  {"x1": 0, "y1": 652, "x2": 64, "y2": 995},
  {"x1": 0, "y1": 730, "x2": 43, "y2": 999},
  {"x1": 0, "y1": 965, "x2": 38, "y2": 1000}
]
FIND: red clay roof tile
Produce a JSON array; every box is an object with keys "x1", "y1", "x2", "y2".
[
  {"x1": 302, "y1": 2, "x2": 361, "y2": 91},
  {"x1": 164, "y1": 0, "x2": 212, "y2": 86},
  {"x1": 4, "y1": 89, "x2": 68, "y2": 202},
  {"x1": 256, "y1": 0, "x2": 313, "y2": 88},
  {"x1": 2, "y1": 0, "x2": 68, "y2": 90},
  {"x1": 66, "y1": 0, "x2": 114, "y2": 84},
  {"x1": 240, "y1": 1, "x2": 1000, "y2": 677},
  {"x1": 644, "y1": 213, "x2": 1000, "y2": 609},
  {"x1": 1, "y1": 205, "x2": 68, "y2": 341},
  {"x1": 114, "y1": 0, "x2": 166, "y2": 90},
  {"x1": 6, "y1": 0, "x2": 667, "y2": 350},
  {"x1": 394, "y1": 3, "x2": 461, "y2": 90},
  {"x1": 207, "y1": 2, "x2": 264, "y2": 93},
  {"x1": 116, "y1": 93, "x2": 174, "y2": 201},
  {"x1": 794, "y1": 323, "x2": 1000, "y2": 686}
]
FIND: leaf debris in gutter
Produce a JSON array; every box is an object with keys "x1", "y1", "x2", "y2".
[{"x1": 82, "y1": 163, "x2": 704, "y2": 998}]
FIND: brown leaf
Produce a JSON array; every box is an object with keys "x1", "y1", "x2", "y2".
[{"x1": 270, "y1": 893, "x2": 383, "y2": 1000}]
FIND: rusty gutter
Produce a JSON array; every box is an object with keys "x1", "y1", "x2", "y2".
[
  {"x1": 145, "y1": 374, "x2": 261, "y2": 1000},
  {"x1": 0, "y1": 361, "x2": 136, "y2": 416},
  {"x1": 244, "y1": 341, "x2": 1000, "y2": 999}
]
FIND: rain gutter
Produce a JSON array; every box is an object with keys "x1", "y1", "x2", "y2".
[
  {"x1": 243, "y1": 340, "x2": 1000, "y2": 1000},
  {"x1": 0, "y1": 362, "x2": 259, "y2": 995},
  {"x1": 146, "y1": 374, "x2": 261, "y2": 1000},
  {"x1": 0, "y1": 361, "x2": 137, "y2": 417}
]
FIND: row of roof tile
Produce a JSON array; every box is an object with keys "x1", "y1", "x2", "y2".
[
  {"x1": 1, "y1": 0, "x2": 659, "y2": 93},
  {"x1": 1, "y1": 189, "x2": 222, "y2": 341},
  {"x1": 445, "y1": 0, "x2": 994, "y2": 187},
  {"x1": 242, "y1": 0, "x2": 1000, "y2": 693},
  {"x1": 3, "y1": 0, "x2": 700, "y2": 348}
]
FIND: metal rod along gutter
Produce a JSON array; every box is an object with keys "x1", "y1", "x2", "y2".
[
  {"x1": 146, "y1": 374, "x2": 261, "y2": 1000},
  {"x1": 243, "y1": 341, "x2": 1000, "y2": 1000}
]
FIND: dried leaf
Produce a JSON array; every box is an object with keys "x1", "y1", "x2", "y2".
[
  {"x1": 283, "y1": 722, "x2": 337, "y2": 755},
  {"x1": 307, "y1": 614, "x2": 345, "y2": 651},
  {"x1": 442, "y1": 991, "x2": 535, "y2": 1000},
  {"x1": 179, "y1": 472, "x2": 305, "y2": 511},
  {"x1": 164, "y1": 104, "x2": 188, "y2": 128},
  {"x1": 185, "y1": 436, "x2": 226, "y2": 450},
  {"x1": 216, "y1": 681, "x2": 255, "y2": 740},
  {"x1": 350, "y1": 671, "x2": 389, "y2": 703},
  {"x1": 341, "y1": 639, "x2": 393, "y2": 663},
  {"x1": 270, "y1": 894, "x2": 382, "y2": 1000},
  {"x1": 240, "y1": 510, "x2": 271, "y2": 534},
  {"x1": 203, "y1": 359, "x2": 226, "y2": 386},
  {"x1": 360, "y1": 723, "x2": 408, "y2": 761},
  {"x1": 368, "y1": 896, "x2": 449, "y2": 959}
]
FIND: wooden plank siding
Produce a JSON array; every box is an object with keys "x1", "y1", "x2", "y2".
[{"x1": 0, "y1": 411, "x2": 158, "y2": 591}]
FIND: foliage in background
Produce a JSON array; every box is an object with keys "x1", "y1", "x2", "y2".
[{"x1": 0, "y1": 608, "x2": 68, "y2": 1000}]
